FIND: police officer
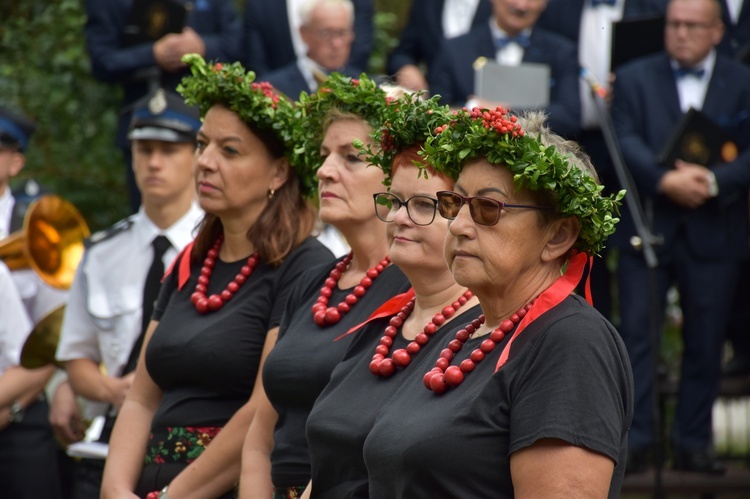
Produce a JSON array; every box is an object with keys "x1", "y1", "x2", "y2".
[
  {"x1": 0, "y1": 105, "x2": 70, "y2": 498},
  {"x1": 55, "y1": 89, "x2": 204, "y2": 499}
]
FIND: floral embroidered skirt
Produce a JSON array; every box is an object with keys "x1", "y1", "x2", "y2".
[
  {"x1": 144, "y1": 426, "x2": 222, "y2": 465},
  {"x1": 136, "y1": 426, "x2": 236, "y2": 498}
]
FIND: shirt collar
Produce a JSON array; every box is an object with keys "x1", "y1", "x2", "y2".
[{"x1": 134, "y1": 202, "x2": 203, "y2": 252}]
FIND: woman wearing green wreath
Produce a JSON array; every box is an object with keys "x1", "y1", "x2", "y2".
[
  {"x1": 239, "y1": 74, "x2": 411, "y2": 498},
  {"x1": 101, "y1": 55, "x2": 334, "y2": 499},
  {"x1": 361, "y1": 108, "x2": 633, "y2": 498}
]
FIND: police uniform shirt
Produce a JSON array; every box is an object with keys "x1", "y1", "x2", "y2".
[
  {"x1": 0, "y1": 262, "x2": 32, "y2": 375},
  {"x1": 0, "y1": 188, "x2": 13, "y2": 239},
  {"x1": 56, "y1": 203, "x2": 203, "y2": 419}
]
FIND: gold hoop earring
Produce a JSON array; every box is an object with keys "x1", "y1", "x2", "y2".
[{"x1": 268, "y1": 188, "x2": 275, "y2": 199}]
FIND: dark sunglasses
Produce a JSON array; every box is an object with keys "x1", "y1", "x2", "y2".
[{"x1": 436, "y1": 191, "x2": 551, "y2": 226}]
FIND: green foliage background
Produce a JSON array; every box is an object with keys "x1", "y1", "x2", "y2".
[{"x1": 0, "y1": 0, "x2": 411, "y2": 232}]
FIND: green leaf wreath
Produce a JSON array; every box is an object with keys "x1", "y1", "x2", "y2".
[
  {"x1": 355, "y1": 92, "x2": 454, "y2": 187},
  {"x1": 293, "y1": 72, "x2": 390, "y2": 193},
  {"x1": 422, "y1": 106, "x2": 625, "y2": 256},
  {"x1": 176, "y1": 53, "x2": 316, "y2": 197}
]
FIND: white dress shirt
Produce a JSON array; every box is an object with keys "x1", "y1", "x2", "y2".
[
  {"x1": 0, "y1": 262, "x2": 32, "y2": 375},
  {"x1": 490, "y1": 19, "x2": 529, "y2": 66},
  {"x1": 579, "y1": 0, "x2": 625, "y2": 128},
  {"x1": 0, "y1": 188, "x2": 13, "y2": 239},
  {"x1": 443, "y1": 0, "x2": 481, "y2": 39},
  {"x1": 288, "y1": 0, "x2": 309, "y2": 60},
  {"x1": 0, "y1": 188, "x2": 68, "y2": 325},
  {"x1": 726, "y1": 0, "x2": 744, "y2": 24},
  {"x1": 672, "y1": 50, "x2": 715, "y2": 113}
]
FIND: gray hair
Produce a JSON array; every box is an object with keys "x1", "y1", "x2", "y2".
[{"x1": 299, "y1": 0, "x2": 354, "y2": 26}]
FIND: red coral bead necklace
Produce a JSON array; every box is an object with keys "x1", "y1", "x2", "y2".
[
  {"x1": 190, "y1": 236, "x2": 260, "y2": 315},
  {"x1": 311, "y1": 252, "x2": 391, "y2": 327},
  {"x1": 424, "y1": 301, "x2": 534, "y2": 395},
  {"x1": 370, "y1": 289, "x2": 474, "y2": 378}
]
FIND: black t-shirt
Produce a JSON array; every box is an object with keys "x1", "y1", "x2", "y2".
[
  {"x1": 306, "y1": 304, "x2": 483, "y2": 498},
  {"x1": 262, "y1": 259, "x2": 410, "y2": 488},
  {"x1": 147, "y1": 237, "x2": 333, "y2": 428},
  {"x1": 363, "y1": 295, "x2": 634, "y2": 498}
]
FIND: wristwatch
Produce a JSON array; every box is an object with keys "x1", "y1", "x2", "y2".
[{"x1": 8, "y1": 401, "x2": 24, "y2": 423}]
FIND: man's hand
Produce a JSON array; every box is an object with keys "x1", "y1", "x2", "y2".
[
  {"x1": 153, "y1": 27, "x2": 206, "y2": 72},
  {"x1": 107, "y1": 372, "x2": 136, "y2": 410},
  {"x1": 658, "y1": 160, "x2": 712, "y2": 208},
  {"x1": 49, "y1": 380, "x2": 84, "y2": 446},
  {"x1": 395, "y1": 65, "x2": 428, "y2": 92}
]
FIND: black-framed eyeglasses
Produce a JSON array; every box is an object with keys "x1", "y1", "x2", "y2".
[
  {"x1": 373, "y1": 192, "x2": 438, "y2": 226},
  {"x1": 436, "y1": 190, "x2": 552, "y2": 226}
]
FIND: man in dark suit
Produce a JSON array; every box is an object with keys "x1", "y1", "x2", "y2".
[
  {"x1": 387, "y1": 0, "x2": 493, "y2": 92},
  {"x1": 535, "y1": 0, "x2": 669, "y2": 322},
  {"x1": 612, "y1": 0, "x2": 750, "y2": 474},
  {"x1": 717, "y1": 0, "x2": 750, "y2": 378},
  {"x1": 718, "y1": 0, "x2": 749, "y2": 58},
  {"x1": 84, "y1": 0, "x2": 241, "y2": 212},
  {"x1": 242, "y1": 0, "x2": 373, "y2": 78},
  {"x1": 265, "y1": 0, "x2": 361, "y2": 99},
  {"x1": 428, "y1": 0, "x2": 581, "y2": 139}
]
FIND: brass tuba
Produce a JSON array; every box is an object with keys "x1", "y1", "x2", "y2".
[{"x1": 0, "y1": 194, "x2": 90, "y2": 290}]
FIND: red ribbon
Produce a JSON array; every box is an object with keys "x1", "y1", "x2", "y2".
[
  {"x1": 334, "y1": 287, "x2": 416, "y2": 341},
  {"x1": 495, "y1": 250, "x2": 589, "y2": 371},
  {"x1": 162, "y1": 240, "x2": 195, "y2": 291}
]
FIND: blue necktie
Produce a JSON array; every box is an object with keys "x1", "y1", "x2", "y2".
[
  {"x1": 591, "y1": 0, "x2": 617, "y2": 6},
  {"x1": 494, "y1": 33, "x2": 531, "y2": 49},
  {"x1": 674, "y1": 67, "x2": 705, "y2": 79}
]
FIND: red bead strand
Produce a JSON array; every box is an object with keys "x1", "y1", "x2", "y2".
[
  {"x1": 424, "y1": 302, "x2": 534, "y2": 394},
  {"x1": 311, "y1": 252, "x2": 391, "y2": 327},
  {"x1": 369, "y1": 290, "x2": 474, "y2": 378},
  {"x1": 190, "y1": 236, "x2": 260, "y2": 315}
]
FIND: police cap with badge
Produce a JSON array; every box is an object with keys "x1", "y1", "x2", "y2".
[
  {"x1": 127, "y1": 88, "x2": 201, "y2": 143},
  {"x1": 0, "y1": 105, "x2": 36, "y2": 152}
]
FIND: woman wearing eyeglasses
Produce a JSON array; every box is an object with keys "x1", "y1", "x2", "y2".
[
  {"x1": 238, "y1": 75, "x2": 410, "y2": 498},
  {"x1": 302, "y1": 94, "x2": 481, "y2": 498},
  {"x1": 361, "y1": 108, "x2": 634, "y2": 498}
]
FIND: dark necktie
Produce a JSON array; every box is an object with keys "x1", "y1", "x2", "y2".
[
  {"x1": 494, "y1": 33, "x2": 531, "y2": 49},
  {"x1": 674, "y1": 67, "x2": 706, "y2": 79},
  {"x1": 124, "y1": 235, "x2": 171, "y2": 375},
  {"x1": 590, "y1": 0, "x2": 617, "y2": 7}
]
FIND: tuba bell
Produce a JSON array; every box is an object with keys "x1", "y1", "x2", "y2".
[{"x1": 0, "y1": 194, "x2": 90, "y2": 290}]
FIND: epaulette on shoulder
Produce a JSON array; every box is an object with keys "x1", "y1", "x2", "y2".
[{"x1": 85, "y1": 215, "x2": 136, "y2": 249}]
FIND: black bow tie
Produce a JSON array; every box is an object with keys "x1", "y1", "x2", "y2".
[
  {"x1": 674, "y1": 67, "x2": 706, "y2": 79},
  {"x1": 591, "y1": 0, "x2": 617, "y2": 6}
]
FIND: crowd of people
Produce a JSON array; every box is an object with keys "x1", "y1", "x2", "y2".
[{"x1": 1, "y1": 0, "x2": 749, "y2": 497}]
